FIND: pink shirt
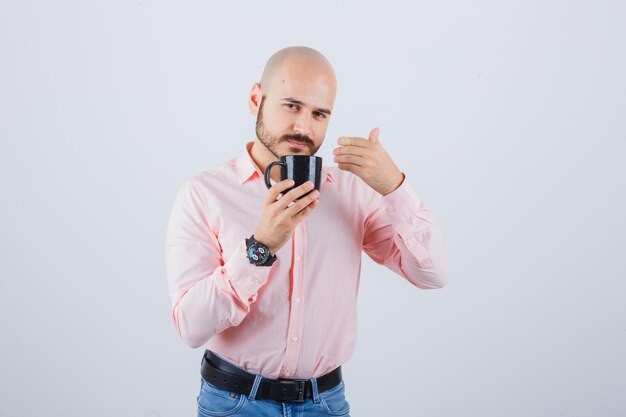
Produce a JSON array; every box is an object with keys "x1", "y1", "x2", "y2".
[{"x1": 165, "y1": 141, "x2": 448, "y2": 379}]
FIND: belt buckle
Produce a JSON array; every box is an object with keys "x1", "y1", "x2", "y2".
[
  {"x1": 294, "y1": 380, "x2": 306, "y2": 403},
  {"x1": 278, "y1": 379, "x2": 306, "y2": 403}
]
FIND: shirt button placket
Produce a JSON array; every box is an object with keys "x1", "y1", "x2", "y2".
[{"x1": 283, "y1": 223, "x2": 306, "y2": 376}]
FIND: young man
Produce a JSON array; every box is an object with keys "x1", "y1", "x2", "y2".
[{"x1": 165, "y1": 46, "x2": 448, "y2": 416}]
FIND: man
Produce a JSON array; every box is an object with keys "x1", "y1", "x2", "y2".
[{"x1": 165, "y1": 46, "x2": 448, "y2": 416}]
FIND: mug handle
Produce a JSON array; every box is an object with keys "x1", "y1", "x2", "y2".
[{"x1": 264, "y1": 160, "x2": 285, "y2": 189}]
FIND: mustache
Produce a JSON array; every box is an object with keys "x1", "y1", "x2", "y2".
[{"x1": 283, "y1": 134, "x2": 313, "y2": 146}]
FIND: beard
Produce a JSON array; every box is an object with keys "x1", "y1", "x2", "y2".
[{"x1": 255, "y1": 96, "x2": 321, "y2": 159}]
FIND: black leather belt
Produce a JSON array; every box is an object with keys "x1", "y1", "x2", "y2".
[{"x1": 200, "y1": 350, "x2": 342, "y2": 403}]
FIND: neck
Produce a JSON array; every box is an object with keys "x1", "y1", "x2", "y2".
[{"x1": 250, "y1": 139, "x2": 281, "y2": 182}]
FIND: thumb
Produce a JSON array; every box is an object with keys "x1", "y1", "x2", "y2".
[{"x1": 368, "y1": 127, "x2": 380, "y2": 143}]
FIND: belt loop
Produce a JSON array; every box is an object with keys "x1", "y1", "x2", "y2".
[
  {"x1": 248, "y1": 374, "x2": 263, "y2": 400},
  {"x1": 310, "y1": 377, "x2": 321, "y2": 403}
]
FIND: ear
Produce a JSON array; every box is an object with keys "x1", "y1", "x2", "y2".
[{"x1": 248, "y1": 82, "x2": 262, "y2": 116}]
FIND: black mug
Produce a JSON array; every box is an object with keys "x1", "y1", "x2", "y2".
[{"x1": 264, "y1": 155, "x2": 323, "y2": 199}]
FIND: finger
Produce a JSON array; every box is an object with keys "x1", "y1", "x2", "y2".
[
  {"x1": 293, "y1": 199, "x2": 318, "y2": 222},
  {"x1": 337, "y1": 136, "x2": 371, "y2": 148},
  {"x1": 284, "y1": 189, "x2": 320, "y2": 218},
  {"x1": 334, "y1": 154, "x2": 365, "y2": 166},
  {"x1": 337, "y1": 163, "x2": 363, "y2": 175},
  {"x1": 275, "y1": 181, "x2": 315, "y2": 210},
  {"x1": 264, "y1": 179, "x2": 295, "y2": 205},
  {"x1": 368, "y1": 127, "x2": 380, "y2": 143},
  {"x1": 333, "y1": 145, "x2": 367, "y2": 157},
  {"x1": 291, "y1": 194, "x2": 319, "y2": 221}
]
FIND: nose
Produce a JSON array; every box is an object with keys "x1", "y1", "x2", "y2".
[{"x1": 292, "y1": 112, "x2": 313, "y2": 138}]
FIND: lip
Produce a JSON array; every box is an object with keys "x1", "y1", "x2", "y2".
[{"x1": 287, "y1": 139, "x2": 308, "y2": 149}]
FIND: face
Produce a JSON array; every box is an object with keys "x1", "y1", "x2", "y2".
[{"x1": 253, "y1": 65, "x2": 335, "y2": 159}]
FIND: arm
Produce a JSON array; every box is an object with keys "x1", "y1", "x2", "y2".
[
  {"x1": 333, "y1": 128, "x2": 448, "y2": 289},
  {"x1": 362, "y1": 174, "x2": 448, "y2": 289},
  {"x1": 164, "y1": 179, "x2": 271, "y2": 348}
]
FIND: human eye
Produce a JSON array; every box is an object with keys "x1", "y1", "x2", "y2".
[
  {"x1": 314, "y1": 111, "x2": 326, "y2": 119},
  {"x1": 284, "y1": 103, "x2": 300, "y2": 111}
]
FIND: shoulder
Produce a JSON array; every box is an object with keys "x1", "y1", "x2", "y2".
[
  {"x1": 172, "y1": 157, "x2": 239, "y2": 208},
  {"x1": 187, "y1": 157, "x2": 238, "y2": 189}
]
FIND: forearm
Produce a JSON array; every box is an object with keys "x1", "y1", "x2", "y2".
[
  {"x1": 168, "y1": 238, "x2": 272, "y2": 348},
  {"x1": 363, "y1": 175, "x2": 448, "y2": 288}
]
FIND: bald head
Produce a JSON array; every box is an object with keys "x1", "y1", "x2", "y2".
[
  {"x1": 248, "y1": 46, "x2": 336, "y2": 161},
  {"x1": 258, "y1": 46, "x2": 336, "y2": 99}
]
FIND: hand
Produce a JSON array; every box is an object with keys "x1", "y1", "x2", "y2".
[
  {"x1": 254, "y1": 179, "x2": 320, "y2": 254},
  {"x1": 333, "y1": 128, "x2": 405, "y2": 196}
]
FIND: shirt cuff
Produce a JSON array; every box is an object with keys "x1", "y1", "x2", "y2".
[
  {"x1": 223, "y1": 238, "x2": 273, "y2": 303},
  {"x1": 380, "y1": 173, "x2": 424, "y2": 214}
]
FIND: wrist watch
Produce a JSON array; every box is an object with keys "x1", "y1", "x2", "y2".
[{"x1": 245, "y1": 235, "x2": 277, "y2": 267}]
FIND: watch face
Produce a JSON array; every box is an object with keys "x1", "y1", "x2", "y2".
[{"x1": 247, "y1": 242, "x2": 269, "y2": 264}]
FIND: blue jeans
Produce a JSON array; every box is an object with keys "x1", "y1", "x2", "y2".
[{"x1": 196, "y1": 356, "x2": 351, "y2": 416}]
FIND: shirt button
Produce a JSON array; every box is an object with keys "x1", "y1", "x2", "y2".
[
  {"x1": 407, "y1": 238, "x2": 416, "y2": 245},
  {"x1": 296, "y1": 256, "x2": 301, "y2": 262},
  {"x1": 291, "y1": 336, "x2": 298, "y2": 342},
  {"x1": 294, "y1": 297, "x2": 301, "y2": 303},
  {"x1": 253, "y1": 277, "x2": 261, "y2": 284},
  {"x1": 386, "y1": 206, "x2": 395, "y2": 213}
]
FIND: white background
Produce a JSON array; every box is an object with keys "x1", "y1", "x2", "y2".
[{"x1": 1, "y1": 1, "x2": 625, "y2": 416}]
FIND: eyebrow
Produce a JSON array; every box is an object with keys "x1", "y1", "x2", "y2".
[{"x1": 281, "y1": 97, "x2": 332, "y2": 116}]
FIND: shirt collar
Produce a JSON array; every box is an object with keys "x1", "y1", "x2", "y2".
[{"x1": 236, "y1": 141, "x2": 335, "y2": 186}]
